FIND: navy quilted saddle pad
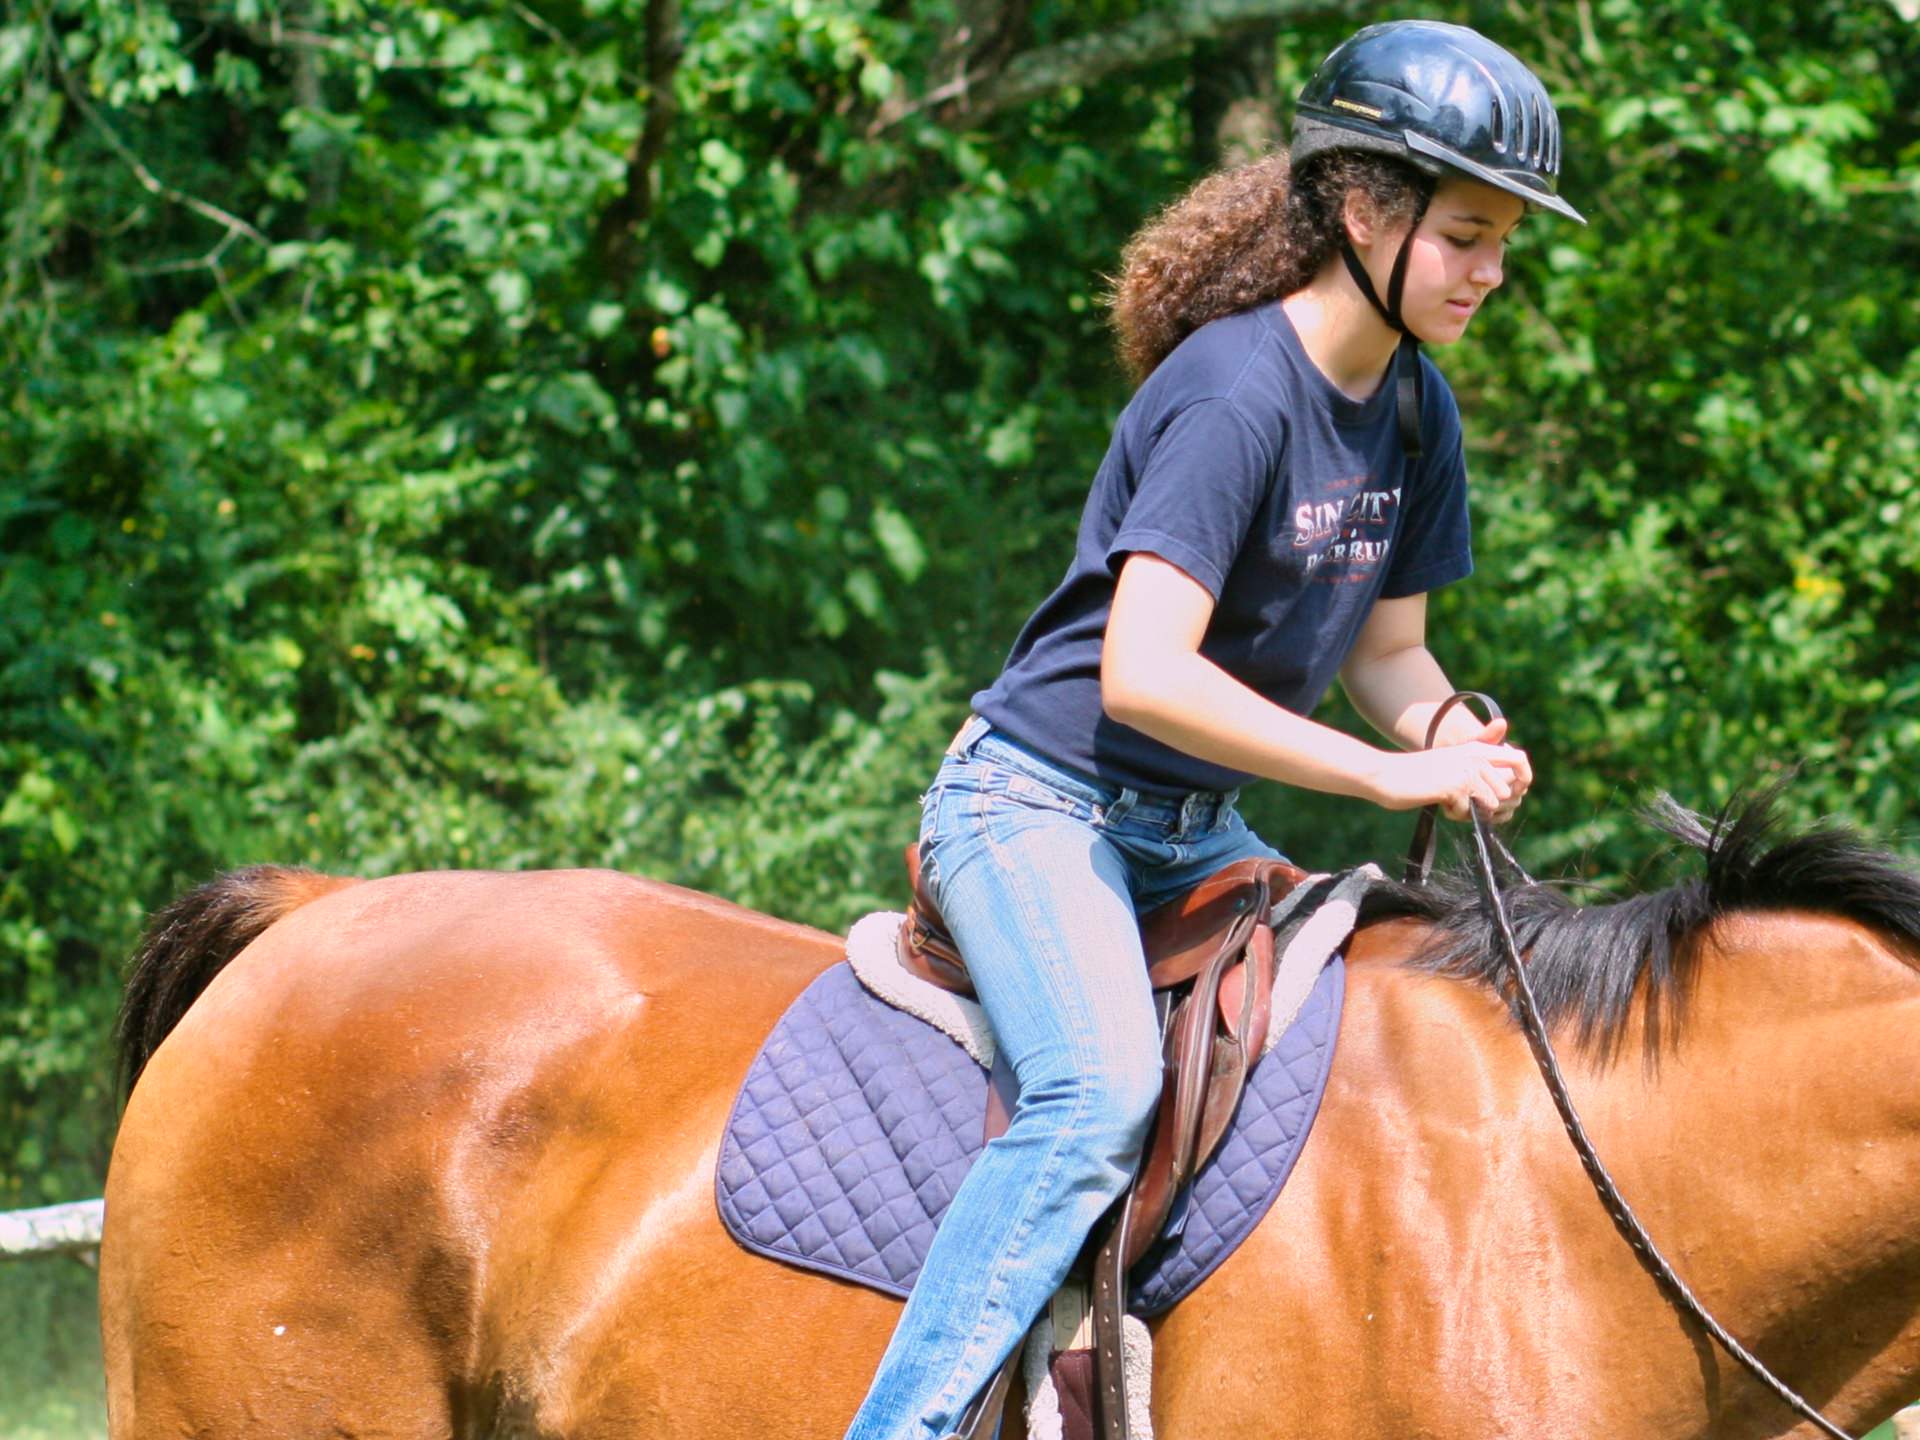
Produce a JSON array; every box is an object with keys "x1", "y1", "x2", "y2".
[{"x1": 715, "y1": 952, "x2": 1343, "y2": 1316}]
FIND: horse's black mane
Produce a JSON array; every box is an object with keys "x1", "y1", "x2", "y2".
[{"x1": 1357, "y1": 783, "x2": 1920, "y2": 1060}]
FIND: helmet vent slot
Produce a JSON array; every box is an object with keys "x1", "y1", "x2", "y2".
[{"x1": 1490, "y1": 94, "x2": 1507, "y2": 154}]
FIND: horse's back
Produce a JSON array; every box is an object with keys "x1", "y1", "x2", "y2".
[{"x1": 102, "y1": 867, "x2": 875, "y2": 1438}]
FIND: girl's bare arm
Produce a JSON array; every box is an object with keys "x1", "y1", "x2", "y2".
[{"x1": 1100, "y1": 553, "x2": 1527, "y2": 819}]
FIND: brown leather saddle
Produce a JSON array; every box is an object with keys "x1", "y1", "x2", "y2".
[{"x1": 897, "y1": 846, "x2": 1314, "y2": 1440}]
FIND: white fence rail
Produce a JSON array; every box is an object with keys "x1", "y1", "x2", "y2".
[{"x1": 0, "y1": 1197, "x2": 104, "y2": 1260}]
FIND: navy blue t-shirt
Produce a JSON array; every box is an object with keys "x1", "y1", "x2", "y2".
[{"x1": 972, "y1": 299, "x2": 1473, "y2": 797}]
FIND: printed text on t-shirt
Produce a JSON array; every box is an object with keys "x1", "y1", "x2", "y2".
[{"x1": 1293, "y1": 480, "x2": 1403, "y2": 581}]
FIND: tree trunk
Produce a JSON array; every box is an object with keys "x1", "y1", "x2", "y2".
[
  {"x1": 1188, "y1": 21, "x2": 1282, "y2": 171},
  {"x1": 591, "y1": 0, "x2": 684, "y2": 289},
  {"x1": 287, "y1": 1, "x2": 342, "y2": 228}
]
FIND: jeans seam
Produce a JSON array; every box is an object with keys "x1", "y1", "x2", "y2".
[
  {"x1": 920, "y1": 813, "x2": 1106, "y2": 1422},
  {"x1": 925, "y1": 1120, "x2": 1079, "y2": 1416}
]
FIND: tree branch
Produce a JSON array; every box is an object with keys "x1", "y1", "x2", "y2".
[
  {"x1": 50, "y1": 24, "x2": 268, "y2": 252},
  {"x1": 868, "y1": 0, "x2": 1032, "y2": 132},
  {"x1": 184, "y1": 8, "x2": 463, "y2": 72},
  {"x1": 874, "y1": 0, "x2": 1368, "y2": 135}
]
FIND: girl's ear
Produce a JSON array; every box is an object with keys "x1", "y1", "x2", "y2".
[{"x1": 1342, "y1": 189, "x2": 1378, "y2": 250}]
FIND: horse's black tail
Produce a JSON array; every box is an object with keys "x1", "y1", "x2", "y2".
[{"x1": 116, "y1": 865, "x2": 358, "y2": 1099}]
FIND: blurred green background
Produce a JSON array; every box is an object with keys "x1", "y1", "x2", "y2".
[{"x1": 4, "y1": 0, "x2": 1918, "y2": 1430}]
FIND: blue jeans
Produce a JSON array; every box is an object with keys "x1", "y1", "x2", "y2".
[{"x1": 843, "y1": 717, "x2": 1287, "y2": 1440}]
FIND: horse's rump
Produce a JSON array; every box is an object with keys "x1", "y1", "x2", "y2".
[{"x1": 102, "y1": 868, "x2": 879, "y2": 1438}]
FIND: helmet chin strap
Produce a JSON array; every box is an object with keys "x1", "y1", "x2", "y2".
[{"x1": 1337, "y1": 187, "x2": 1432, "y2": 459}]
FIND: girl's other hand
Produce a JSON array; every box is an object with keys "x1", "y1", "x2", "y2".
[{"x1": 1369, "y1": 717, "x2": 1532, "y2": 822}]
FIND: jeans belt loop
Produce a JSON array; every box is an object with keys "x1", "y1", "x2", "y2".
[
  {"x1": 1105, "y1": 787, "x2": 1138, "y2": 826},
  {"x1": 946, "y1": 714, "x2": 991, "y2": 758},
  {"x1": 1217, "y1": 787, "x2": 1241, "y2": 831},
  {"x1": 1178, "y1": 791, "x2": 1203, "y2": 837}
]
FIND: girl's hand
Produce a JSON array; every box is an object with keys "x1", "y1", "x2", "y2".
[{"x1": 1368, "y1": 717, "x2": 1532, "y2": 823}]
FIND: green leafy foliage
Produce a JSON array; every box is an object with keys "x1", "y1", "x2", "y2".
[{"x1": 2, "y1": 4, "x2": 1918, "y2": 1417}]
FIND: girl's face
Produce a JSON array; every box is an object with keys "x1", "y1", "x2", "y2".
[{"x1": 1354, "y1": 176, "x2": 1527, "y2": 344}]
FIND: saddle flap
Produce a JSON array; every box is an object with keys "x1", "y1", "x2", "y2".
[
  {"x1": 1120, "y1": 1062, "x2": 1179, "y2": 1274},
  {"x1": 1195, "y1": 1033, "x2": 1249, "y2": 1175},
  {"x1": 1216, "y1": 922, "x2": 1276, "y2": 1052}
]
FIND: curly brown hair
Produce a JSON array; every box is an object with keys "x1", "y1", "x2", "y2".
[{"x1": 1107, "y1": 150, "x2": 1429, "y2": 383}]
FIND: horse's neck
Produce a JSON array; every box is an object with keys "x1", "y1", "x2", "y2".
[{"x1": 1587, "y1": 910, "x2": 1920, "y2": 1430}]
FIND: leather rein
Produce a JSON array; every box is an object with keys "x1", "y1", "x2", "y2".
[{"x1": 1407, "y1": 692, "x2": 1858, "y2": 1440}]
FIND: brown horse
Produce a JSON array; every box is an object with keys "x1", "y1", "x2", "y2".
[{"x1": 100, "y1": 794, "x2": 1920, "y2": 1438}]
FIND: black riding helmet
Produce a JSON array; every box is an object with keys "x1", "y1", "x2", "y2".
[{"x1": 1290, "y1": 21, "x2": 1585, "y2": 456}]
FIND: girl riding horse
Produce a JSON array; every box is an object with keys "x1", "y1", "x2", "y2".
[{"x1": 842, "y1": 21, "x2": 1584, "y2": 1439}]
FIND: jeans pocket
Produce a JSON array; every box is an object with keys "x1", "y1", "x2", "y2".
[{"x1": 979, "y1": 766, "x2": 1095, "y2": 823}]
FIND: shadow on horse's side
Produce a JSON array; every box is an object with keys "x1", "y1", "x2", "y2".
[{"x1": 99, "y1": 791, "x2": 1920, "y2": 1438}]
